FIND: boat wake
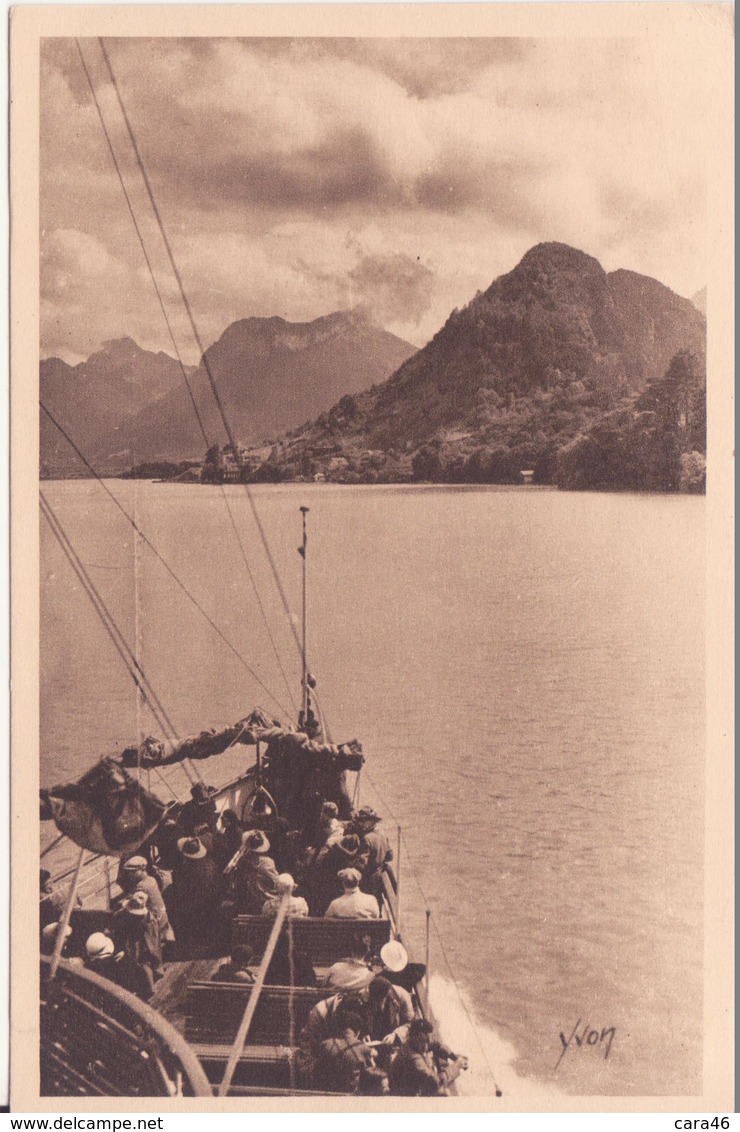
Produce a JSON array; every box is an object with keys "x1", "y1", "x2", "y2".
[{"x1": 428, "y1": 973, "x2": 565, "y2": 1103}]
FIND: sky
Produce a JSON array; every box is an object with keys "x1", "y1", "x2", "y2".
[{"x1": 40, "y1": 35, "x2": 710, "y2": 364}]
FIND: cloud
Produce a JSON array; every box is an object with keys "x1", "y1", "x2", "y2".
[
  {"x1": 350, "y1": 252, "x2": 435, "y2": 327},
  {"x1": 39, "y1": 34, "x2": 711, "y2": 362}
]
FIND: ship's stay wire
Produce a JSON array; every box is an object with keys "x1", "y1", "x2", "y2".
[
  {"x1": 360, "y1": 766, "x2": 502, "y2": 1094},
  {"x1": 74, "y1": 39, "x2": 299, "y2": 722},
  {"x1": 40, "y1": 405, "x2": 292, "y2": 721},
  {"x1": 98, "y1": 37, "x2": 308, "y2": 676},
  {"x1": 40, "y1": 491, "x2": 195, "y2": 796}
]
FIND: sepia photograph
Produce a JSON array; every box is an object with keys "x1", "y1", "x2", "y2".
[{"x1": 9, "y1": 3, "x2": 734, "y2": 1113}]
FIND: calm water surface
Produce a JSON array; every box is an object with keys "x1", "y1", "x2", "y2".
[{"x1": 40, "y1": 482, "x2": 705, "y2": 1098}]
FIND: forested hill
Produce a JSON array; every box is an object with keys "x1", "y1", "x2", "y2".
[{"x1": 251, "y1": 243, "x2": 706, "y2": 489}]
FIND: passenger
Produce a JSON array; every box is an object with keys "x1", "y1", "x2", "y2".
[
  {"x1": 217, "y1": 808, "x2": 243, "y2": 867},
  {"x1": 232, "y1": 831, "x2": 280, "y2": 915},
  {"x1": 347, "y1": 807, "x2": 393, "y2": 901},
  {"x1": 211, "y1": 944, "x2": 256, "y2": 984},
  {"x1": 148, "y1": 813, "x2": 182, "y2": 873},
  {"x1": 389, "y1": 1018, "x2": 468, "y2": 1096},
  {"x1": 308, "y1": 835, "x2": 368, "y2": 914},
  {"x1": 365, "y1": 976, "x2": 415, "y2": 1045},
  {"x1": 179, "y1": 781, "x2": 219, "y2": 839},
  {"x1": 112, "y1": 891, "x2": 163, "y2": 994},
  {"x1": 118, "y1": 855, "x2": 174, "y2": 945},
  {"x1": 324, "y1": 933, "x2": 375, "y2": 992},
  {"x1": 40, "y1": 921, "x2": 73, "y2": 958},
  {"x1": 262, "y1": 873, "x2": 309, "y2": 918},
  {"x1": 315, "y1": 1008, "x2": 385, "y2": 1095},
  {"x1": 40, "y1": 869, "x2": 81, "y2": 929},
  {"x1": 264, "y1": 933, "x2": 317, "y2": 987},
  {"x1": 84, "y1": 932, "x2": 153, "y2": 1002},
  {"x1": 317, "y1": 802, "x2": 345, "y2": 848},
  {"x1": 166, "y1": 836, "x2": 225, "y2": 956},
  {"x1": 297, "y1": 990, "x2": 368, "y2": 1084},
  {"x1": 325, "y1": 868, "x2": 380, "y2": 920}
]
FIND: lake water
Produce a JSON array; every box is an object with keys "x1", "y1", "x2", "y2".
[{"x1": 40, "y1": 480, "x2": 705, "y2": 1099}]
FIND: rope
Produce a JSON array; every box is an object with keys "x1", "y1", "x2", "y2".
[
  {"x1": 40, "y1": 492, "x2": 196, "y2": 793},
  {"x1": 361, "y1": 767, "x2": 503, "y2": 1095},
  {"x1": 40, "y1": 404, "x2": 292, "y2": 720},
  {"x1": 75, "y1": 39, "x2": 299, "y2": 722},
  {"x1": 98, "y1": 38, "x2": 307, "y2": 698}
]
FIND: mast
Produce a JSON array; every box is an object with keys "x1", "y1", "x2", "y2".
[{"x1": 299, "y1": 506, "x2": 309, "y2": 724}]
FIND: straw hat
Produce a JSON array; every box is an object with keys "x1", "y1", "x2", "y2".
[
  {"x1": 241, "y1": 830, "x2": 270, "y2": 854},
  {"x1": 177, "y1": 836, "x2": 207, "y2": 860},
  {"x1": 380, "y1": 940, "x2": 409, "y2": 973}
]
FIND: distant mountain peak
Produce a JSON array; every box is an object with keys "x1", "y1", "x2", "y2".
[
  {"x1": 98, "y1": 336, "x2": 145, "y2": 355},
  {"x1": 517, "y1": 241, "x2": 605, "y2": 274}
]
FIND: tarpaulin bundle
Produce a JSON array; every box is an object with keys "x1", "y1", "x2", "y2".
[
  {"x1": 40, "y1": 756, "x2": 167, "y2": 855},
  {"x1": 119, "y1": 708, "x2": 364, "y2": 773}
]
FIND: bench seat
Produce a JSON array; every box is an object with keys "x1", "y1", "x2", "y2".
[{"x1": 231, "y1": 915, "x2": 392, "y2": 966}]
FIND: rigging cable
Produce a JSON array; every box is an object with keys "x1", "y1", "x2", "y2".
[
  {"x1": 40, "y1": 404, "x2": 292, "y2": 721},
  {"x1": 98, "y1": 38, "x2": 308, "y2": 675},
  {"x1": 40, "y1": 492, "x2": 195, "y2": 795},
  {"x1": 74, "y1": 38, "x2": 298, "y2": 722}
]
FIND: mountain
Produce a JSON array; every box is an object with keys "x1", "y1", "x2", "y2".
[
  {"x1": 107, "y1": 311, "x2": 417, "y2": 464},
  {"x1": 40, "y1": 338, "x2": 194, "y2": 476},
  {"x1": 254, "y1": 243, "x2": 706, "y2": 486}
]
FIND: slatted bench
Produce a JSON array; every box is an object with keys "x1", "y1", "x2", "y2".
[
  {"x1": 231, "y1": 916, "x2": 392, "y2": 966},
  {"x1": 184, "y1": 982, "x2": 328, "y2": 1047}
]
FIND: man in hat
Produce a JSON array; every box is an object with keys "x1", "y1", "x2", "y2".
[
  {"x1": 167, "y1": 836, "x2": 225, "y2": 955},
  {"x1": 315, "y1": 1006, "x2": 386, "y2": 1095},
  {"x1": 40, "y1": 868, "x2": 81, "y2": 930},
  {"x1": 308, "y1": 834, "x2": 368, "y2": 915},
  {"x1": 389, "y1": 1018, "x2": 468, "y2": 1096},
  {"x1": 179, "y1": 781, "x2": 219, "y2": 840},
  {"x1": 297, "y1": 990, "x2": 369, "y2": 1085},
  {"x1": 377, "y1": 940, "x2": 427, "y2": 994},
  {"x1": 112, "y1": 891, "x2": 164, "y2": 993},
  {"x1": 40, "y1": 921, "x2": 74, "y2": 958},
  {"x1": 84, "y1": 931, "x2": 153, "y2": 1002},
  {"x1": 348, "y1": 806, "x2": 393, "y2": 902},
  {"x1": 233, "y1": 830, "x2": 280, "y2": 915},
  {"x1": 365, "y1": 975, "x2": 415, "y2": 1046},
  {"x1": 325, "y1": 868, "x2": 380, "y2": 920},
  {"x1": 118, "y1": 855, "x2": 174, "y2": 945},
  {"x1": 262, "y1": 873, "x2": 309, "y2": 918}
]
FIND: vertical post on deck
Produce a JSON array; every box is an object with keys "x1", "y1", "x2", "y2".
[
  {"x1": 218, "y1": 891, "x2": 291, "y2": 1097},
  {"x1": 104, "y1": 857, "x2": 113, "y2": 911},
  {"x1": 425, "y1": 909, "x2": 431, "y2": 1013},
  {"x1": 49, "y1": 847, "x2": 86, "y2": 980},
  {"x1": 299, "y1": 506, "x2": 309, "y2": 724},
  {"x1": 396, "y1": 825, "x2": 402, "y2": 931}
]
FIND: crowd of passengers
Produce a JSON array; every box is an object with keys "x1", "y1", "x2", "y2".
[{"x1": 41, "y1": 782, "x2": 466, "y2": 1092}]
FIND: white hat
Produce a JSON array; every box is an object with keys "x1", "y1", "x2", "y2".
[
  {"x1": 122, "y1": 856, "x2": 148, "y2": 871},
  {"x1": 85, "y1": 932, "x2": 115, "y2": 960},
  {"x1": 41, "y1": 922, "x2": 72, "y2": 954},
  {"x1": 380, "y1": 940, "x2": 409, "y2": 973},
  {"x1": 275, "y1": 873, "x2": 296, "y2": 894}
]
